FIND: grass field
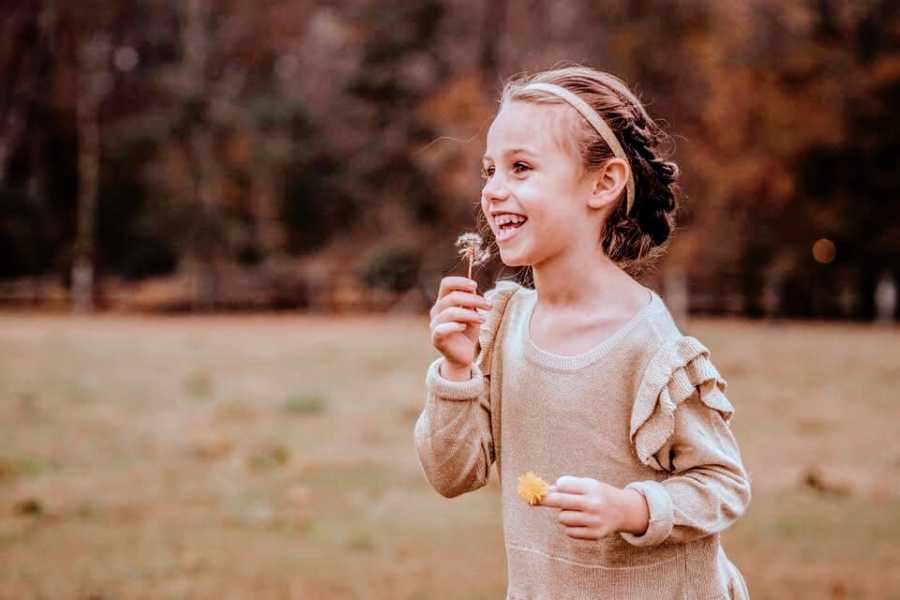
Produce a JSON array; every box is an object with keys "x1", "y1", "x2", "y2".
[{"x1": 1, "y1": 313, "x2": 898, "y2": 599}]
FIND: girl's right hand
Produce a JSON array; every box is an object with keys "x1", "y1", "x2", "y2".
[{"x1": 430, "y1": 276, "x2": 493, "y2": 374}]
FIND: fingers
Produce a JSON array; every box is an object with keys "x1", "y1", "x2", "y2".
[
  {"x1": 539, "y1": 491, "x2": 586, "y2": 511},
  {"x1": 431, "y1": 290, "x2": 493, "y2": 319},
  {"x1": 430, "y1": 306, "x2": 486, "y2": 331},
  {"x1": 553, "y1": 476, "x2": 591, "y2": 494},
  {"x1": 540, "y1": 476, "x2": 593, "y2": 510},
  {"x1": 558, "y1": 510, "x2": 587, "y2": 527},
  {"x1": 437, "y1": 276, "x2": 479, "y2": 300},
  {"x1": 559, "y1": 508, "x2": 603, "y2": 542},
  {"x1": 563, "y1": 527, "x2": 595, "y2": 540},
  {"x1": 545, "y1": 476, "x2": 609, "y2": 542},
  {"x1": 431, "y1": 322, "x2": 467, "y2": 339},
  {"x1": 430, "y1": 278, "x2": 490, "y2": 362}
]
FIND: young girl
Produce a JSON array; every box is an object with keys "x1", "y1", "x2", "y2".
[{"x1": 414, "y1": 65, "x2": 751, "y2": 599}]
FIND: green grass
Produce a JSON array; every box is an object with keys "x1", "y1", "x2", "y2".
[{"x1": 283, "y1": 392, "x2": 328, "y2": 415}]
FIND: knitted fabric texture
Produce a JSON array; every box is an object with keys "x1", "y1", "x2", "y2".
[{"x1": 415, "y1": 280, "x2": 752, "y2": 599}]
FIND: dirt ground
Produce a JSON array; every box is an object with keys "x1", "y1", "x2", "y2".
[{"x1": 1, "y1": 312, "x2": 898, "y2": 599}]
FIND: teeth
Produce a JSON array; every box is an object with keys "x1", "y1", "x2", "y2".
[{"x1": 495, "y1": 214, "x2": 526, "y2": 227}]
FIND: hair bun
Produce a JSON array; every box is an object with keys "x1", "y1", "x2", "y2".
[
  {"x1": 651, "y1": 158, "x2": 679, "y2": 187},
  {"x1": 498, "y1": 65, "x2": 682, "y2": 277}
]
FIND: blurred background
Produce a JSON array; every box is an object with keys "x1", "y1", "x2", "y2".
[{"x1": 1, "y1": 1, "x2": 898, "y2": 598}]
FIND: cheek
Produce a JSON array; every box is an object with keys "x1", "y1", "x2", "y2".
[
  {"x1": 520, "y1": 174, "x2": 566, "y2": 207},
  {"x1": 509, "y1": 180, "x2": 542, "y2": 211}
]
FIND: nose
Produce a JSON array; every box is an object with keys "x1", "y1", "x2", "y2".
[{"x1": 481, "y1": 171, "x2": 510, "y2": 203}]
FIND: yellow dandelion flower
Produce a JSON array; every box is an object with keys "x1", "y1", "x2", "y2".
[{"x1": 517, "y1": 471, "x2": 550, "y2": 506}]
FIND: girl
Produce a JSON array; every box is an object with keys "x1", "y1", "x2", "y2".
[{"x1": 414, "y1": 65, "x2": 751, "y2": 599}]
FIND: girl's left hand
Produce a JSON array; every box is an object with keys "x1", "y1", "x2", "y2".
[{"x1": 539, "y1": 475, "x2": 643, "y2": 541}]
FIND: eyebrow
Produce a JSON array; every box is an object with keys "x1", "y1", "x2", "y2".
[{"x1": 482, "y1": 147, "x2": 537, "y2": 162}]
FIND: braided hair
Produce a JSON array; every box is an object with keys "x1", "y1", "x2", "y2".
[{"x1": 476, "y1": 64, "x2": 682, "y2": 280}]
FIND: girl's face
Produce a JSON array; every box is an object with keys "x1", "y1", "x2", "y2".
[{"x1": 480, "y1": 100, "x2": 602, "y2": 268}]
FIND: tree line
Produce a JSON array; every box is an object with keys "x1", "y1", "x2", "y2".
[{"x1": 1, "y1": 0, "x2": 897, "y2": 318}]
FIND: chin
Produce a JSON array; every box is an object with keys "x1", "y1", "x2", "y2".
[{"x1": 497, "y1": 248, "x2": 531, "y2": 268}]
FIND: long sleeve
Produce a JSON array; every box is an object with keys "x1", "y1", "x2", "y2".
[
  {"x1": 414, "y1": 357, "x2": 495, "y2": 498},
  {"x1": 620, "y1": 390, "x2": 751, "y2": 546},
  {"x1": 413, "y1": 279, "x2": 522, "y2": 499},
  {"x1": 622, "y1": 334, "x2": 751, "y2": 547}
]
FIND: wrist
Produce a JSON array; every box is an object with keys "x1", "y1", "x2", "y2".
[
  {"x1": 617, "y1": 487, "x2": 650, "y2": 535},
  {"x1": 439, "y1": 359, "x2": 472, "y2": 381}
]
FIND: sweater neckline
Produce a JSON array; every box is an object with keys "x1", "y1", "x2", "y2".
[{"x1": 522, "y1": 286, "x2": 661, "y2": 371}]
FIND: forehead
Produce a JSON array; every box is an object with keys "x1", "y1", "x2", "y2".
[{"x1": 483, "y1": 100, "x2": 579, "y2": 162}]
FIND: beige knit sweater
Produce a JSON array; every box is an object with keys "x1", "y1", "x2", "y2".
[{"x1": 414, "y1": 280, "x2": 752, "y2": 599}]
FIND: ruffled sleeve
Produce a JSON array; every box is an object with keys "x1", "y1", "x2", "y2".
[
  {"x1": 620, "y1": 335, "x2": 751, "y2": 547},
  {"x1": 630, "y1": 335, "x2": 735, "y2": 472},
  {"x1": 474, "y1": 279, "x2": 522, "y2": 377}
]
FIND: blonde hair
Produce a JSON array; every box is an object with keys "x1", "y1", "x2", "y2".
[{"x1": 477, "y1": 64, "x2": 681, "y2": 279}]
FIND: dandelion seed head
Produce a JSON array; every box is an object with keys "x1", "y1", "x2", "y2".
[
  {"x1": 455, "y1": 232, "x2": 484, "y2": 254},
  {"x1": 455, "y1": 231, "x2": 490, "y2": 276},
  {"x1": 473, "y1": 248, "x2": 491, "y2": 265}
]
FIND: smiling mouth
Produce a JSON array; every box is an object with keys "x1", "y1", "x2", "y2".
[{"x1": 495, "y1": 217, "x2": 527, "y2": 242}]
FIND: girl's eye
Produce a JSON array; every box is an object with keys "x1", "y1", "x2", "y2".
[{"x1": 480, "y1": 163, "x2": 529, "y2": 179}]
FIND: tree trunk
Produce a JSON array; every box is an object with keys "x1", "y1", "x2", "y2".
[
  {"x1": 761, "y1": 272, "x2": 783, "y2": 319},
  {"x1": 181, "y1": 0, "x2": 219, "y2": 311},
  {"x1": 875, "y1": 270, "x2": 897, "y2": 323},
  {"x1": 857, "y1": 267, "x2": 878, "y2": 321},
  {"x1": 72, "y1": 35, "x2": 109, "y2": 313}
]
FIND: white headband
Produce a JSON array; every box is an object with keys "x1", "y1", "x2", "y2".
[{"x1": 523, "y1": 82, "x2": 635, "y2": 215}]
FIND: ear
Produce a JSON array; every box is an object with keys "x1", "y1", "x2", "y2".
[{"x1": 586, "y1": 158, "x2": 630, "y2": 210}]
